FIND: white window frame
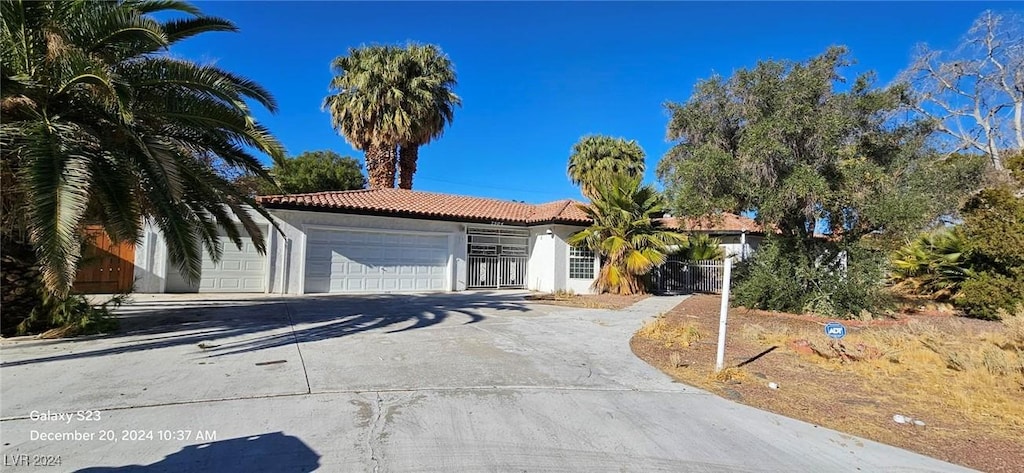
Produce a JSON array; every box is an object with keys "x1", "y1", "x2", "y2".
[{"x1": 568, "y1": 245, "x2": 596, "y2": 280}]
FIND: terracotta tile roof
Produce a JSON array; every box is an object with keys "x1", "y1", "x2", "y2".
[
  {"x1": 256, "y1": 188, "x2": 591, "y2": 225},
  {"x1": 657, "y1": 213, "x2": 765, "y2": 234}
]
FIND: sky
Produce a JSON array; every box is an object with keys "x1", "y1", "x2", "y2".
[{"x1": 172, "y1": 1, "x2": 1010, "y2": 203}]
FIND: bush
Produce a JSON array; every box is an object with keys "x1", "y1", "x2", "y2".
[
  {"x1": 15, "y1": 293, "x2": 123, "y2": 337},
  {"x1": 733, "y1": 237, "x2": 889, "y2": 319},
  {"x1": 956, "y1": 272, "x2": 1024, "y2": 320}
]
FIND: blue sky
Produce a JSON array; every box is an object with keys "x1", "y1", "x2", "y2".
[{"x1": 175, "y1": 1, "x2": 1008, "y2": 203}]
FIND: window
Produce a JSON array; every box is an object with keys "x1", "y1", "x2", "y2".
[{"x1": 569, "y1": 246, "x2": 595, "y2": 279}]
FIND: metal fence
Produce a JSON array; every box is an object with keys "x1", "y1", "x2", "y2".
[
  {"x1": 467, "y1": 255, "x2": 528, "y2": 289},
  {"x1": 653, "y1": 259, "x2": 725, "y2": 295}
]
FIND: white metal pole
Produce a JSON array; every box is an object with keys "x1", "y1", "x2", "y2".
[{"x1": 715, "y1": 258, "x2": 733, "y2": 372}]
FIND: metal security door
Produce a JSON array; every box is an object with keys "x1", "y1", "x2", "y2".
[{"x1": 466, "y1": 227, "x2": 528, "y2": 289}]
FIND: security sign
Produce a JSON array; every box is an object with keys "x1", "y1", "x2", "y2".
[{"x1": 824, "y1": 322, "x2": 846, "y2": 339}]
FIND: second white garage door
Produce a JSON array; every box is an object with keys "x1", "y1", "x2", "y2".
[
  {"x1": 304, "y1": 229, "x2": 450, "y2": 294},
  {"x1": 197, "y1": 229, "x2": 268, "y2": 293}
]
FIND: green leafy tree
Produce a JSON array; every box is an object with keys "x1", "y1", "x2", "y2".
[
  {"x1": 324, "y1": 43, "x2": 460, "y2": 190},
  {"x1": 657, "y1": 47, "x2": 984, "y2": 316},
  {"x1": 568, "y1": 175, "x2": 686, "y2": 295},
  {"x1": 567, "y1": 135, "x2": 646, "y2": 199},
  {"x1": 956, "y1": 185, "x2": 1024, "y2": 319},
  {"x1": 239, "y1": 150, "x2": 366, "y2": 196},
  {"x1": 1, "y1": 0, "x2": 284, "y2": 334}
]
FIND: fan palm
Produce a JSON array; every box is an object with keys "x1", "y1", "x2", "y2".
[
  {"x1": 325, "y1": 43, "x2": 460, "y2": 190},
  {"x1": 567, "y1": 135, "x2": 646, "y2": 199},
  {"x1": 568, "y1": 175, "x2": 687, "y2": 295},
  {"x1": 890, "y1": 227, "x2": 972, "y2": 299},
  {"x1": 397, "y1": 44, "x2": 460, "y2": 190},
  {"x1": 676, "y1": 233, "x2": 726, "y2": 261},
  {"x1": 1, "y1": 0, "x2": 284, "y2": 328}
]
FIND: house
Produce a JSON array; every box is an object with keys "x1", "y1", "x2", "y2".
[
  {"x1": 84, "y1": 188, "x2": 764, "y2": 295},
  {"x1": 657, "y1": 213, "x2": 765, "y2": 261},
  {"x1": 128, "y1": 189, "x2": 597, "y2": 295}
]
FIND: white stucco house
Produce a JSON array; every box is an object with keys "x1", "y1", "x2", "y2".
[{"x1": 122, "y1": 189, "x2": 764, "y2": 296}]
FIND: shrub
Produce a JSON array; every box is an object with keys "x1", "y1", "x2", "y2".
[
  {"x1": 732, "y1": 237, "x2": 889, "y2": 319},
  {"x1": 15, "y1": 293, "x2": 123, "y2": 337},
  {"x1": 956, "y1": 272, "x2": 1024, "y2": 320}
]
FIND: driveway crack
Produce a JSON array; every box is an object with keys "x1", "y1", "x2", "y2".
[
  {"x1": 368, "y1": 391, "x2": 386, "y2": 473},
  {"x1": 283, "y1": 302, "x2": 312, "y2": 395}
]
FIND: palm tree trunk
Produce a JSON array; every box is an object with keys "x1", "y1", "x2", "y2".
[
  {"x1": 1, "y1": 237, "x2": 43, "y2": 336},
  {"x1": 398, "y1": 144, "x2": 419, "y2": 190},
  {"x1": 365, "y1": 143, "x2": 397, "y2": 189}
]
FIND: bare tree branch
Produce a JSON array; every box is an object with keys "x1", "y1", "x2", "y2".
[{"x1": 899, "y1": 10, "x2": 1024, "y2": 171}]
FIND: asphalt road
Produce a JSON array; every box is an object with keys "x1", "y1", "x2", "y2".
[{"x1": 0, "y1": 292, "x2": 970, "y2": 472}]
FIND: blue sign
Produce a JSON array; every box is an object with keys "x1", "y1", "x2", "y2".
[{"x1": 824, "y1": 322, "x2": 847, "y2": 339}]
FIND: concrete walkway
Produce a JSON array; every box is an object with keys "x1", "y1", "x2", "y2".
[{"x1": 0, "y1": 292, "x2": 970, "y2": 472}]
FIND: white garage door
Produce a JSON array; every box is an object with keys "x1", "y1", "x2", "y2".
[
  {"x1": 197, "y1": 229, "x2": 267, "y2": 293},
  {"x1": 304, "y1": 229, "x2": 450, "y2": 294}
]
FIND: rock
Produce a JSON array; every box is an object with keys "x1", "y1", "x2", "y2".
[
  {"x1": 788, "y1": 339, "x2": 817, "y2": 356},
  {"x1": 722, "y1": 388, "x2": 743, "y2": 401},
  {"x1": 892, "y1": 414, "x2": 909, "y2": 424},
  {"x1": 767, "y1": 382, "x2": 779, "y2": 390}
]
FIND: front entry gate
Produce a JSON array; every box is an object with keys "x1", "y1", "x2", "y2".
[
  {"x1": 467, "y1": 227, "x2": 528, "y2": 289},
  {"x1": 653, "y1": 258, "x2": 725, "y2": 295}
]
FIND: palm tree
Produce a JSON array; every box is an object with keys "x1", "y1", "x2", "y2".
[
  {"x1": 324, "y1": 43, "x2": 460, "y2": 190},
  {"x1": 568, "y1": 175, "x2": 687, "y2": 295},
  {"x1": 567, "y1": 135, "x2": 646, "y2": 199},
  {"x1": 324, "y1": 45, "x2": 402, "y2": 189},
  {"x1": 890, "y1": 227, "x2": 971, "y2": 299},
  {"x1": 397, "y1": 44, "x2": 460, "y2": 190},
  {"x1": 675, "y1": 233, "x2": 726, "y2": 261},
  {"x1": 1, "y1": 0, "x2": 284, "y2": 333}
]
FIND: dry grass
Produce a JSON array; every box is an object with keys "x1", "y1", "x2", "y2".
[
  {"x1": 630, "y1": 295, "x2": 1024, "y2": 473},
  {"x1": 524, "y1": 291, "x2": 648, "y2": 310},
  {"x1": 637, "y1": 314, "x2": 703, "y2": 349},
  {"x1": 737, "y1": 317, "x2": 1024, "y2": 431}
]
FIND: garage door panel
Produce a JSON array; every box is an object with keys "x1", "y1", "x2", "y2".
[
  {"x1": 304, "y1": 229, "x2": 449, "y2": 294},
  {"x1": 195, "y1": 227, "x2": 267, "y2": 293}
]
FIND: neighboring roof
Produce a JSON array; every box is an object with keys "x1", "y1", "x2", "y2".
[
  {"x1": 256, "y1": 188, "x2": 591, "y2": 226},
  {"x1": 657, "y1": 213, "x2": 765, "y2": 234}
]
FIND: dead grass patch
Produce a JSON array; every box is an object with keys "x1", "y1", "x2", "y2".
[
  {"x1": 630, "y1": 294, "x2": 1024, "y2": 473},
  {"x1": 525, "y1": 291, "x2": 647, "y2": 310},
  {"x1": 637, "y1": 315, "x2": 702, "y2": 349}
]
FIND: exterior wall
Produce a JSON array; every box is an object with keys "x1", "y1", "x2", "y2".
[
  {"x1": 553, "y1": 225, "x2": 597, "y2": 295},
  {"x1": 716, "y1": 233, "x2": 763, "y2": 262},
  {"x1": 526, "y1": 226, "x2": 557, "y2": 292},
  {"x1": 133, "y1": 220, "x2": 168, "y2": 293},
  {"x1": 269, "y1": 210, "x2": 466, "y2": 294}
]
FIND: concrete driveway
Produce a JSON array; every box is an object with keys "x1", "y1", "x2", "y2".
[{"x1": 0, "y1": 292, "x2": 968, "y2": 472}]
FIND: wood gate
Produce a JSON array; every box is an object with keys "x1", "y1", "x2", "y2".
[
  {"x1": 653, "y1": 259, "x2": 724, "y2": 295},
  {"x1": 466, "y1": 227, "x2": 528, "y2": 289},
  {"x1": 72, "y1": 226, "x2": 135, "y2": 294}
]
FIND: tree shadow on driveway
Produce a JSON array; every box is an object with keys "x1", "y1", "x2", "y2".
[
  {"x1": 74, "y1": 431, "x2": 319, "y2": 472},
  {"x1": 1, "y1": 292, "x2": 531, "y2": 367}
]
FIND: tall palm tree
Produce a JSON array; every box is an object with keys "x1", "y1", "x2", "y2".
[
  {"x1": 397, "y1": 44, "x2": 460, "y2": 189},
  {"x1": 568, "y1": 175, "x2": 687, "y2": 295},
  {"x1": 324, "y1": 43, "x2": 459, "y2": 190},
  {"x1": 324, "y1": 45, "x2": 402, "y2": 189},
  {"x1": 1, "y1": 0, "x2": 284, "y2": 333},
  {"x1": 567, "y1": 135, "x2": 646, "y2": 199}
]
